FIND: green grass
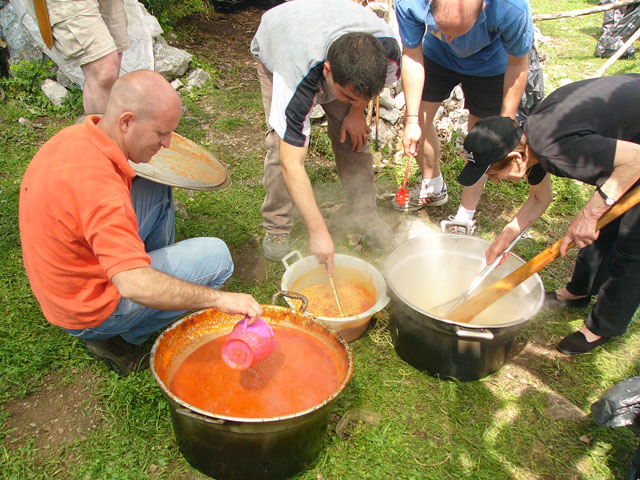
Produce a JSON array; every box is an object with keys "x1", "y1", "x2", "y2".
[{"x1": 1, "y1": 1, "x2": 640, "y2": 478}]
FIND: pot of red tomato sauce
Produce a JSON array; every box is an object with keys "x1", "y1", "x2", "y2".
[{"x1": 150, "y1": 304, "x2": 353, "y2": 480}]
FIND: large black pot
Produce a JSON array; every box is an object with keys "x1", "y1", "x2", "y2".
[
  {"x1": 150, "y1": 306, "x2": 353, "y2": 480},
  {"x1": 384, "y1": 234, "x2": 544, "y2": 381}
]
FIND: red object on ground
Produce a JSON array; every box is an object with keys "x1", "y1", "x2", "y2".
[{"x1": 395, "y1": 155, "x2": 413, "y2": 206}]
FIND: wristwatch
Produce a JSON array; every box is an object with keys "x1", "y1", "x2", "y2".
[{"x1": 596, "y1": 186, "x2": 615, "y2": 206}]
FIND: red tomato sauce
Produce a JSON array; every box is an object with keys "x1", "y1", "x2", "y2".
[{"x1": 169, "y1": 325, "x2": 343, "y2": 418}]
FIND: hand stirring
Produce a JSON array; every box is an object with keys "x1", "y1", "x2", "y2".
[{"x1": 431, "y1": 227, "x2": 530, "y2": 316}]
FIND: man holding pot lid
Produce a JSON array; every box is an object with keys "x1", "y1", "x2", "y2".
[
  {"x1": 458, "y1": 73, "x2": 640, "y2": 355},
  {"x1": 19, "y1": 70, "x2": 263, "y2": 377},
  {"x1": 251, "y1": 0, "x2": 401, "y2": 271}
]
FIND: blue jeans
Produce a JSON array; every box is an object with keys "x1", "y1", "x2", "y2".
[{"x1": 63, "y1": 177, "x2": 234, "y2": 344}]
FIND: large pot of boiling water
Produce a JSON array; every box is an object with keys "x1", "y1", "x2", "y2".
[
  {"x1": 150, "y1": 306, "x2": 353, "y2": 480},
  {"x1": 383, "y1": 234, "x2": 544, "y2": 381}
]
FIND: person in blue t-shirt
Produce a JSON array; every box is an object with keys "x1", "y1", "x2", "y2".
[{"x1": 393, "y1": 0, "x2": 533, "y2": 235}]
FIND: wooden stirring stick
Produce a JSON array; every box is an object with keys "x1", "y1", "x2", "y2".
[{"x1": 324, "y1": 262, "x2": 346, "y2": 317}]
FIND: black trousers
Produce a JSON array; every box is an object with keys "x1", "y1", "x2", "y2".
[{"x1": 566, "y1": 186, "x2": 640, "y2": 337}]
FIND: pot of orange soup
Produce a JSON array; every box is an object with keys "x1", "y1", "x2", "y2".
[
  {"x1": 280, "y1": 251, "x2": 390, "y2": 342},
  {"x1": 150, "y1": 305, "x2": 353, "y2": 480}
]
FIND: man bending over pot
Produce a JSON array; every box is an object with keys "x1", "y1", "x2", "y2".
[
  {"x1": 19, "y1": 70, "x2": 262, "y2": 376},
  {"x1": 459, "y1": 73, "x2": 640, "y2": 355},
  {"x1": 251, "y1": 0, "x2": 401, "y2": 270}
]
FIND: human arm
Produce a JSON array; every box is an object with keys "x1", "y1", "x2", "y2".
[
  {"x1": 340, "y1": 103, "x2": 370, "y2": 152},
  {"x1": 500, "y1": 53, "x2": 529, "y2": 119},
  {"x1": 111, "y1": 267, "x2": 263, "y2": 321},
  {"x1": 279, "y1": 139, "x2": 335, "y2": 272},
  {"x1": 401, "y1": 46, "x2": 426, "y2": 156},
  {"x1": 486, "y1": 173, "x2": 553, "y2": 264},
  {"x1": 559, "y1": 140, "x2": 640, "y2": 256}
]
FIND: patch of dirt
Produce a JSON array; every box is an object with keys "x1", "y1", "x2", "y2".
[
  {"x1": 4, "y1": 369, "x2": 103, "y2": 458},
  {"x1": 231, "y1": 237, "x2": 268, "y2": 283}
]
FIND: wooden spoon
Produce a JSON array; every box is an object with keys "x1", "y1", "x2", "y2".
[{"x1": 446, "y1": 184, "x2": 640, "y2": 324}]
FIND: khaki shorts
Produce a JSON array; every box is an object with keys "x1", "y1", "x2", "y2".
[{"x1": 46, "y1": 0, "x2": 129, "y2": 66}]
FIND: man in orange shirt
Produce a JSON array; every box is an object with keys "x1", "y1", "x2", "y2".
[{"x1": 19, "y1": 70, "x2": 262, "y2": 376}]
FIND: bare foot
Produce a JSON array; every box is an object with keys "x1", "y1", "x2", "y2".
[
  {"x1": 555, "y1": 288, "x2": 588, "y2": 301},
  {"x1": 579, "y1": 325, "x2": 602, "y2": 343}
]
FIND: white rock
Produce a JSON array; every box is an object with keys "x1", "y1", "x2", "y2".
[
  {"x1": 310, "y1": 104, "x2": 325, "y2": 120},
  {"x1": 394, "y1": 91, "x2": 406, "y2": 110},
  {"x1": 40, "y1": 79, "x2": 69, "y2": 106},
  {"x1": 379, "y1": 87, "x2": 395, "y2": 109},
  {"x1": 171, "y1": 78, "x2": 184, "y2": 90},
  {"x1": 186, "y1": 68, "x2": 211, "y2": 89}
]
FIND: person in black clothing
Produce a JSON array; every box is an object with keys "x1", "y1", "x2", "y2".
[{"x1": 458, "y1": 73, "x2": 640, "y2": 355}]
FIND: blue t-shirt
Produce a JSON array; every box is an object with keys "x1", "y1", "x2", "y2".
[{"x1": 395, "y1": 0, "x2": 533, "y2": 76}]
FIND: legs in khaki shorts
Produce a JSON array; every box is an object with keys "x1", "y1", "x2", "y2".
[
  {"x1": 46, "y1": 0, "x2": 129, "y2": 113},
  {"x1": 258, "y1": 63, "x2": 378, "y2": 235}
]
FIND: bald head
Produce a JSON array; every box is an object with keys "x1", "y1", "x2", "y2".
[
  {"x1": 103, "y1": 70, "x2": 182, "y2": 125},
  {"x1": 98, "y1": 70, "x2": 183, "y2": 164},
  {"x1": 431, "y1": 0, "x2": 483, "y2": 41}
]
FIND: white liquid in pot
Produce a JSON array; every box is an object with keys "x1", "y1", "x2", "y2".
[{"x1": 389, "y1": 253, "x2": 538, "y2": 326}]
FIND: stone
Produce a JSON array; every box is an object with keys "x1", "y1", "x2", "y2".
[
  {"x1": 379, "y1": 87, "x2": 395, "y2": 109},
  {"x1": 170, "y1": 78, "x2": 184, "y2": 90},
  {"x1": 153, "y1": 35, "x2": 192, "y2": 80},
  {"x1": 186, "y1": 68, "x2": 211, "y2": 89},
  {"x1": 40, "y1": 79, "x2": 69, "y2": 106},
  {"x1": 546, "y1": 392, "x2": 589, "y2": 421},
  {"x1": 310, "y1": 104, "x2": 325, "y2": 120},
  {"x1": 379, "y1": 105, "x2": 400, "y2": 125}
]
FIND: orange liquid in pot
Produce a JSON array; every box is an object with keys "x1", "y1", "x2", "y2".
[
  {"x1": 169, "y1": 325, "x2": 342, "y2": 418},
  {"x1": 296, "y1": 281, "x2": 376, "y2": 317}
]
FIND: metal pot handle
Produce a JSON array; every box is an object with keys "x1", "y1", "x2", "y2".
[
  {"x1": 270, "y1": 290, "x2": 308, "y2": 313},
  {"x1": 281, "y1": 250, "x2": 303, "y2": 270},
  {"x1": 454, "y1": 326, "x2": 495, "y2": 341},
  {"x1": 175, "y1": 407, "x2": 226, "y2": 425}
]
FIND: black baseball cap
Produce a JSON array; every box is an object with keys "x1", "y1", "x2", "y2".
[{"x1": 458, "y1": 116, "x2": 523, "y2": 186}]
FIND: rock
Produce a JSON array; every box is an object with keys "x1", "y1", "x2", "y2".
[
  {"x1": 310, "y1": 104, "x2": 325, "y2": 120},
  {"x1": 41, "y1": 79, "x2": 69, "y2": 106},
  {"x1": 56, "y1": 71, "x2": 78, "y2": 90},
  {"x1": 452, "y1": 85, "x2": 464, "y2": 102},
  {"x1": 367, "y1": 1, "x2": 389, "y2": 20},
  {"x1": 369, "y1": 118, "x2": 396, "y2": 147},
  {"x1": 379, "y1": 87, "x2": 395, "y2": 109},
  {"x1": 170, "y1": 78, "x2": 184, "y2": 90},
  {"x1": 186, "y1": 68, "x2": 211, "y2": 89},
  {"x1": 546, "y1": 392, "x2": 589, "y2": 421},
  {"x1": 394, "y1": 91, "x2": 406, "y2": 110},
  {"x1": 0, "y1": 2, "x2": 42, "y2": 65},
  {"x1": 379, "y1": 105, "x2": 400, "y2": 125},
  {"x1": 153, "y1": 35, "x2": 192, "y2": 80}
]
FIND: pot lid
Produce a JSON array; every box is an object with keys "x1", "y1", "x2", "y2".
[{"x1": 130, "y1": 132, "x2": 231, "y2": 191}]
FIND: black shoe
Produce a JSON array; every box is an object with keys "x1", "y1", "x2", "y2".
[
  {"x1": 557, "y1": 331, "x2": 611, "y2": 355},
  {"x1": 84, "y1": 337, "x2": 150, "y2": 376},
  {"x1": 544, "y1": 291, "x2": 591, "y2": 310}
]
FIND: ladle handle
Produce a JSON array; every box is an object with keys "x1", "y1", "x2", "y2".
[
  {"x1": 465, "y1": 227, "x2": 530, "y2": 295},
  {"x1": 325, "y1": 261, "x2": 346, "y2": 317}
]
